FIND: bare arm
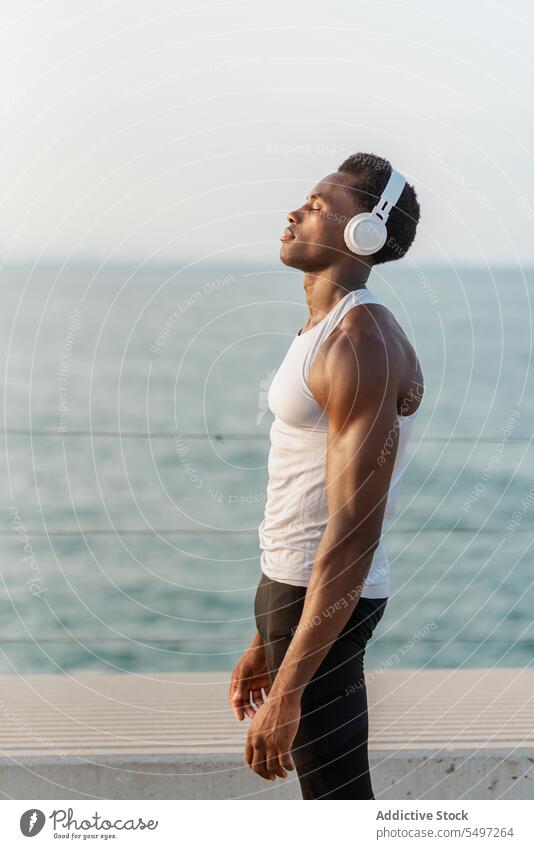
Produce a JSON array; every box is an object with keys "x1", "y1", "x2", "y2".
[
  {"x1": 267, "y1": 327, "x2": 400, "y2": 701},
  {"x1": 245, "y1": 324, "x2": 402, "y2": 779}
]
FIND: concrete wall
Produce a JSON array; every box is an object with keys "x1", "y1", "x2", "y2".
[{"x1": 3, "y1": 749, "x2": 533, "y2": 800}]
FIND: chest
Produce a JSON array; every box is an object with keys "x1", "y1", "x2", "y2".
[{"x1": 267, "y1": 338, "x2": 328, "y2": 430}]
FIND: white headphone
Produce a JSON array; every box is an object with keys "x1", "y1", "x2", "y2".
[{"x1": 343, "y1": 168, "x2": 406, "y2": 256}]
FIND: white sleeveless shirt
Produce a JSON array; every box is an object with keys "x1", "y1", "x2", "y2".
[{"x1": 258, "y1": 286, "x2": 419, "y2": 598}]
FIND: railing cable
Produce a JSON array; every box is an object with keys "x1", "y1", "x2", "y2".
[{"x1": 1, "y1": 428, "x2": 532, "y2": 443}]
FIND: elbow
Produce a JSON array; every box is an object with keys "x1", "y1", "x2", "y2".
[{"x1": 321, "y1": 526, "x2": 381, "y2": 570}]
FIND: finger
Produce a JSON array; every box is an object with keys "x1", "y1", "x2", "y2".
[
  {"x1": 251, "y1": 689, "x2": 265, "y2": 710},
  {"x1": 242, "y1": 698, "x2": 256, "y2": 720},
  {"x1": 281, "y1": 750, "x2": 295, "y2": 772},
  {"x1": 266, "y1": 748, "x2": 286, "y2": 779},
  {"x1": 262, "y1": 684, "x2": 272, "y2": 697},
  {"x1": 229, "y1": 674, "x2": 237, "y2": 705},
  {"x1": 244, "y1": 739, "x2": 254, "y2": 766},
  {"x1": 242, "y1": 688, "x2": 257, "y2": 719},
  {"x1": 229, "y1": 671, "x2": 238, "y2": 696},
  {"x1": 252, "y1": 747, "x2": 275, "y2": 781},
  {"x1": 230, "y1": 688, "x2": 245, "y2": 721},
  {"x1": 231, "y1": 689, "x2": 255, "y2": 721}
]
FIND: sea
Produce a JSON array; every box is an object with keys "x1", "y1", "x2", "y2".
[{"x1": 1, "y1": 260, "x2": 533, "y2": 674}]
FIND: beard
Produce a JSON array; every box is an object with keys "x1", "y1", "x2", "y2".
[{"x1": 279, "y1": 239, "x2": 339, "y2": 272}]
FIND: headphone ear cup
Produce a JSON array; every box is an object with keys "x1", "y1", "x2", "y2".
[{"x1": 344, "y1": 213, "x2": 388, "y2": 256}]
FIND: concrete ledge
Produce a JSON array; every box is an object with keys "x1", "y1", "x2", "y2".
[
  {"x1": 1, "y1": 669, "x2": 533, "y2": 799},
  {"x1": 2, "y1": 749, "x2": 533, "y2": 800}
]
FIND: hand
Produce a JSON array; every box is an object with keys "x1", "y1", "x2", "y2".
[
  {"x1": 229, "y1": 641, "x2": 271, "y2": 721},
  {"x1": 244, "y1": 694, "x2": 300, "y2": 781}
]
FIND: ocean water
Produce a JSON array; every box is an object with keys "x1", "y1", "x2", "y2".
[{"x1": 1, "y1": 260, "x2": 533, "y2": 675}]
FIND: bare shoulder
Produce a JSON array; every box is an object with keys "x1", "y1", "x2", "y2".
[{"x1": 309, "y1": 302, "x2": 424, "y2": 416}]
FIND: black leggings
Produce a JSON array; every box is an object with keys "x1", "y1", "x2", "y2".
[{"x1": 254, "y1": 572, "x2": 387, "y2": 800}]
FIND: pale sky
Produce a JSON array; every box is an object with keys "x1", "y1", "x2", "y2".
[{"x1": 1, "y1": 0, "x2": 533, "y2": 266}]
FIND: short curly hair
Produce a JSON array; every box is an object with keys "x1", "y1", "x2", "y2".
[{"x1": 337, "y1": 152, "x2": 420, "y2": 265}]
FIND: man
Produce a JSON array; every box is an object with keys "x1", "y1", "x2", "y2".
[{"x1": 229, "y1": 152, "x2": 423, "y2": 799}]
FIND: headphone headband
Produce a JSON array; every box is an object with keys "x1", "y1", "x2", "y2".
[{"x1": 371, "y1": 168, "x2": 406, "y2": 222}]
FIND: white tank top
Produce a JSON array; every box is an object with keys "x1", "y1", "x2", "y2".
[{"x1": 258, "y1": 286, "x2": 419, "y2": 598}]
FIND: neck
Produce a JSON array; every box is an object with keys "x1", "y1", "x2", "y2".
[{"x1": 301, "y1": 265, "x2": 371, "y2": 326}]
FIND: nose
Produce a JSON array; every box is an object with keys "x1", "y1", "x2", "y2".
[{"x1": 287, "y1": 209, "x2": 298, "y2": 224}]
